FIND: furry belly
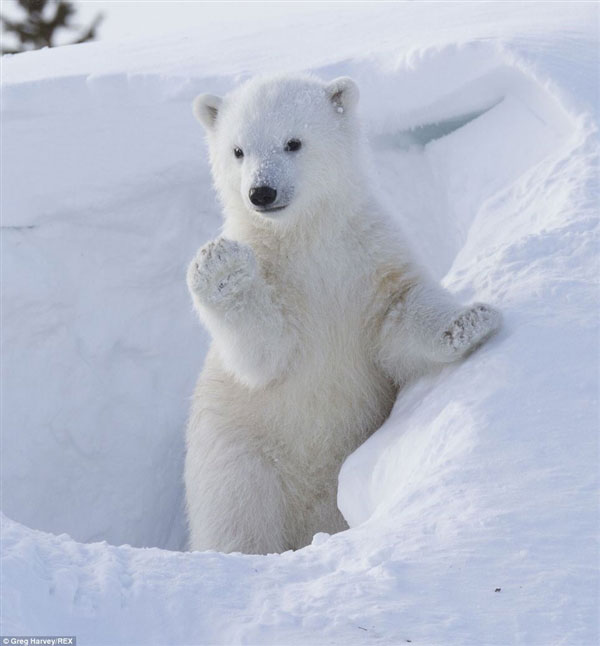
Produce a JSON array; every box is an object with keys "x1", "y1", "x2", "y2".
[{"x1": 199, "y1": 349, "x2": 397, "y2": 462}]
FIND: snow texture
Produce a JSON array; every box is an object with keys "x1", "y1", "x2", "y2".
[{"x1": 1, "y1": 2, "x2": 598, "y2": 644}]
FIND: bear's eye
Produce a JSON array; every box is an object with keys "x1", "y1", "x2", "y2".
[
  {"x1": 233, "y1": 147, "x2": 244, "y2": 159},
  {"x1": 284, "y1": 139, "x2": 302, "y2": 152}
]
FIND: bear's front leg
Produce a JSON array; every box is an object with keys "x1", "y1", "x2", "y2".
[
  {"x1": 378, "y1": 281, "x2": 501, "y2": 380},
  {"x1": 187, "y1": 237, "x2": 295, "y2": 388}
]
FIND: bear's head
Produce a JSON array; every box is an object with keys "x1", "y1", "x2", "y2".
[{"x1": 193, "y1": 74, "x2": 361, "y2": 226}]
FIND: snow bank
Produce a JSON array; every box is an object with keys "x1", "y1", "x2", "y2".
[{"x1": 2, "y1": 3, "x2": 598, "y2": 644}]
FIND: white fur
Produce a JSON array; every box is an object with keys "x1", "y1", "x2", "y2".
[{"x1": 185, "y1": 74, "x2": 501, "y2": 554}]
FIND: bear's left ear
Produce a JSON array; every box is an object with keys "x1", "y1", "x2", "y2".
[
  {"x1": 193, "y1": 94, "x2": 223, "y2": 130},
  {"x1": 326, "y1": 77, "x2": 360, "y2": 114}
]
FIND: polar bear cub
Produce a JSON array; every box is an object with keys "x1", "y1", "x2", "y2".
[{"x1": 185, "y1": 74, "x2": 501, "y2": 554}]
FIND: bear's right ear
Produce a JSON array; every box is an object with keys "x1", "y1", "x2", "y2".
[{"x1": 192, "y1": 94, "x2": 222, "y2": 130}]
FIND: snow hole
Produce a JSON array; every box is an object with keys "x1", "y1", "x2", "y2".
[{"x1": 2, "y1": 43, "x2": 575, "y2": 552}]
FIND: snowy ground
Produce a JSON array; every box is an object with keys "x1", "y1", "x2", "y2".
[{"x1": 1, "y1": 2, "x2": 598, "y2": 644}]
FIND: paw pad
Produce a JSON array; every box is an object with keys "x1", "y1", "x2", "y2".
[
  {"x1": 440, "y1": 303, "x2": 501, "y2": 358},
  {"x1": 187, "y1": 237, "x2": 257, "y2": 305}
]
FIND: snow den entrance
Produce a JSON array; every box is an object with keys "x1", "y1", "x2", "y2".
[{"x1": 2, "y1": 43, "x2": 574, "y2": 552}]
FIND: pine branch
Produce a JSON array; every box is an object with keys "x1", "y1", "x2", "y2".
[
  {"x1": 71, "y1": 13, "x2": 103, "y2": 45},
  {"x1": 1, "y1": 0, "x2": 102, "y2": 54}
]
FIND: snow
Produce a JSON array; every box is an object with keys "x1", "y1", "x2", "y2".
[{"x1": 1, "y1": 2, "x2": 598, "y2": 644}]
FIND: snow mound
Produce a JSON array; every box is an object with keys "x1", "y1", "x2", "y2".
[{"x1": 2, "y1": 4, "x2": 598, "y2": 644}]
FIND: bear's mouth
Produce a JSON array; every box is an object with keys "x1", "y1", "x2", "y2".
[{"x1": 255, "y1": 205, "x2": 288, "y2": 213}]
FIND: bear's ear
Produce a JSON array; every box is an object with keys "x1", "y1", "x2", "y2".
[
  {"x1": 326, "y1": 77, "x2": 360, "y2": 114},
  {"x1": 193, "y1": 94, "x2": 223, "y2": 130}
]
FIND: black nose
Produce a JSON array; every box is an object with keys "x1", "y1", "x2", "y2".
[{"x1": 249, "y1": 186, "x2": 277, "y2": 207}]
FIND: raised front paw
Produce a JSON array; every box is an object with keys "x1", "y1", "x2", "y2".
[
  {"x1": 436, "y1": 303, "x2": 502, "y2": 362},
  {"x1": 187, "y1": 237, "x2": 257, "y2": 305}
]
